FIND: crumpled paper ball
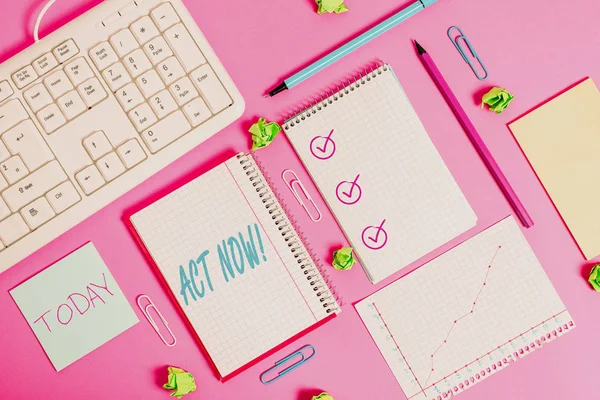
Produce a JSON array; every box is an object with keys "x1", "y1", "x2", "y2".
[
  {"x1": 588, "y1": 265, "x2": 600, "y2": 291},
  {"x1": 312, "y1": 393, "x2": 335, "y2": 400},
  {"x1": 316, "y1": 0, "x2": 348, "y2": 14},
  {"x1": 163, "y1": 366, "x2": 197, "y2": 399},
  {"x1": 249, "y1": 118, "x2": 281, "y2": 150},
  {"x1": 332, "y1": 247, "x2": 356, "y2": 271},
  {"x1": 481, "y1": 87, "x2": 514, "y2": 114}
]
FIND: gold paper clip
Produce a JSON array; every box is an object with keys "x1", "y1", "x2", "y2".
[
  {"x1": 137, "y1": 295, "x2": 177, "y2": 347},
  {"x1": 260, "y1": 345, "x2": 316, "y2": 384},
  {"x1": 282, "y1": 169, "x2": 322, "y2": 222}
]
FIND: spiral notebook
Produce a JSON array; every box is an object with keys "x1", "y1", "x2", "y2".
[
  {"x1": 130, "y1": 154, "x2": 341, "y2": 380},
  {"x1": 284, "y1": 63, "x2": 477, "y2": 284},
  {"x1": 356, "y1": 217, "x2": 574, "y2": 400}
]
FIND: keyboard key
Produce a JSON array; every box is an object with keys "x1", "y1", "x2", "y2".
[
  {"x1": 123, "y1": 49, "x2": 152, "y2": 78},
  {"x1": 109, "y1": 29, "x2": 139, "y2": 57},
  {"x1": 21, "y1": 197, "x2": 55, "y2": 229},
  {"x1": 118, "y1": 2, "x2": 137, "y2": 16},
  {"x1": 89, "y1": 42, "x2": 119, "y2": 71},
  {"x1": 149, "y1": 90, "x2": 177, "y2": 118},
  {"x1": 53, "y1": 39, "x2": 79, "y2": 63},
  {"x1": 117, "y1": 139, "x2": 146, "y2": 168},
  {"x1": 44, "y1": 70, "x2": 74, "y2": 99},
  {"x1": 183, "y1": 97, "x2": 211, "y2": 127},
  {"x1": 170, "y1": 77, "x2": 198, "y2": 106},
  {"x1": 78, "y1": 78, "x2": 107, "y2": 107},
  {"x1": 141, "y1": 110, "x2": 191, "y2": 153},
  {"x1": 116, "y1": 83, "x2": 144, "y2": 111},
  {"x1": 2, "y1": 161, "x2": 67, "y2": 212},
  {"x1": 97, "y1": 152, "x2": 126, "y2": 181},
  {"x1": 12, "y1": 65, "x2": 38, "y2": 89},
  {"x1": 0, "y1": 100, "x2": 29, "y2": 134},
  {"x1": 165, "y1": 24, "x2": 206, "y2": 72},
  {"x1": 0, "y1": 174, "x2": 7, "y2": 192},
  {"x1": 75, "y1": 165, "x2": 105, "y2": 195},
  {"x1": 83, "y1": 131, "x2": 112, "y2": 160},
  {"x1": 190, "y1": 65, "x2": 232, "y2": 113},
  {"x1": 57, "y1": 90, "x2": 86, "y2": 119},
  {"x1": 0, "y1": 80, "x2": 14, "y2": 103},
  {"x1": 136, "y1": 70, "x2": 164, "y2": 98},
  {"x1": 0, "y1": 141, "x2": 9, "y2": 163},
  {"x1": 1, "y1": 155, "x2": 28, "y2": 184},
  {"x1": 3, "y1": 120, "x2": 54, "y2": 170},
  {"x1": 103, "y1": 62, "x2": 131, "y2": 91},
  {"x1": 32, "y1": 52, "x2": 58, "y2": 76},
  {"x1": 46, "y1": 181, "x2": 81, "y2": 213},
  {"x1": 157, "y1": 57, "x2": 185, "y2": 85},
  {"x1": 64, "y1": 58, "x2": 94, "y2": 86},
  {"x1": 0, "y1": 214, "x2": 30, "y2": 245},
  {"x1": 143, "y1": 36, "x2": 173, "y2": 65},
  {"x1": 0, "y1": 198, "x2": 10, "y2": 221},
  {"x1": 131, "y1": 16, "x2": 159, "y2": 44},
  {"x1": 37, "y1": 104, "x2": 66, "y2": 133},
  {"x1": 129, "y1": 103, "x2": 157, "y2": 131},
  {"x1": 23, "y1": 84, "x2": 53, "y2": 112},
  {"x1": 151, "y1": 3, "x2": 180, "y2": 31}
]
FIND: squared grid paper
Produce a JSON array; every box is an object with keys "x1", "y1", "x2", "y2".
[
  {"x1": 285, "y1": 66, "x2": 477, "y2": 283},
  {"x1": 130, "y1": 156, "x2": 331, "y2": 378},
  {"x1": 356, "y1": 217, "x2": 574, "y2": 400}
]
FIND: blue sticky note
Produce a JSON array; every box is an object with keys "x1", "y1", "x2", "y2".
[{"x1": 10, "y1": 243, "x2": 138, "y2": 371}]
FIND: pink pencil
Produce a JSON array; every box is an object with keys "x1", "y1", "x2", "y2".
[{"x1": 415, "y1": 40, "x2": 533, "y2": 228}]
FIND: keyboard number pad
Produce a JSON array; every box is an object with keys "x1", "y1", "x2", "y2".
[{"x1": 89, "y1": 3, "x2": 233, "y2": 155}]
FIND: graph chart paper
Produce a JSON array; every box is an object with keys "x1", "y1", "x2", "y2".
[{"x1": 356, "y1": 217, "x2": 574, "y2": 399}]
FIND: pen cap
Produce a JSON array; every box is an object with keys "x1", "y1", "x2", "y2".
[{"x1": 420, "y1": 0, "x2": 438, "y2": 7}]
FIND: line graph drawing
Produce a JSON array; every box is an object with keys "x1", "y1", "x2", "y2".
[
  {"x1": 423, "y1": 246, "x2": 501, "y2": 387},
  {"x1": 356, "y1": 217, "x2": 575, "y2": 400}
]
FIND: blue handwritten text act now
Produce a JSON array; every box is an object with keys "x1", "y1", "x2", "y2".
[{"x1": 179, "y1": 223, "x2": 268, "y2": 305}]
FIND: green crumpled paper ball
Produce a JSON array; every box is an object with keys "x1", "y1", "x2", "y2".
[
  {"x1": 588, "y1": 265, "x2": 600, "y2": 291},
  {"x1": 315, "y1": 0, "x2": 349, "y2": 14},
  {"x1": 312, "y1": 393, "x2": 334, "y2": 400},
  {"x1": 481, "y1": 87, "x2": 514, "y2": 114},
  {"x1": 332, "y1": 247, "x2": 356, "y2": 271},
  {"x1": 249, "y1": 118, "x2": 281, "y2": 150},
  {"x1": 162, "y1": 366, "x2": 197, "y2": 399}
]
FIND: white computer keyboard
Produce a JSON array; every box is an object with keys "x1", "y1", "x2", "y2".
[{"x1": 0, "y1": 0, "x2": 245, "y2": 273}]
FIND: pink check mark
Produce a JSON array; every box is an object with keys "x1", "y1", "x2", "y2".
[
  {"x1": 362, "y1": 219, "x2": 388, "y2": 250},
  {"x1": 310, "y1": 129, "x2": 336, "y2": 160},
  {"x1": 336, "y1": 174, "x2": 362, "y2": 205}
]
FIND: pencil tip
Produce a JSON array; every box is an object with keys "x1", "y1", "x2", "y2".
[
  {"x1": 263, "y1": 94, "x2": 270, "y2": 98},
  {"x1": 414, "y1": 40, "x2": 426, "y2": 55}
]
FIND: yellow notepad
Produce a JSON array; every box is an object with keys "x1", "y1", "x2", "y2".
[{"x1": 509, "y1": 78, "x2": 600, "y2": 259}]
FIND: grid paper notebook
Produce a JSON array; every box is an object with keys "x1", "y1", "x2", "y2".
[
  {"x1": 130, "y1": 154, "x2": 340, "y2": 379},
  {"x1": 284, "y1": 64, "x2": 477, "y2": 284},
  {"x1": 356, "y1": 217, "x2": 574, "y2": 400}
]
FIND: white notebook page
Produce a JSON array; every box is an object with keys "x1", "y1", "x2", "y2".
[
  {"x1": 285, "y1": 65, "x2": 476, "y2": 283},
  {"x1": 131, "y1": 155, "x2": 338, "y2": 378},
  {"x1": 356, "y1": 217, "x2": 574, "y2": 400}
]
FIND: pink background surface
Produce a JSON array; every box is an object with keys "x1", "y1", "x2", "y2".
[{"x1": 0, "y1": 0, "x2": 598, "y2": 398}]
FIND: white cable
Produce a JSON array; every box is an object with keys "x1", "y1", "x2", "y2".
[{"x1": 34, "y1": 0, "x2": 57, "y2": 42}]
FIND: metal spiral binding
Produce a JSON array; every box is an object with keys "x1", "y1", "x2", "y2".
[
  {"x1": 237, "y1": 153, "x2": 342, "y2": 313},
  {"x1": 283, "y1": 61, "x2": 388, "y2": 130}
]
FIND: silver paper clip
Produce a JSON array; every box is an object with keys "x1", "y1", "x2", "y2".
[
  {"x1": 137, "y1": 294, "x2": 177, "y2": 347},
  {"x1": 260, "y1": 345, "x2": 316, "y2": 384},
  {"x1": 448, "y1": 26, "x2": 488, "y2": 81},
  {"x1": 282, "y1": 169, "x2": 322, "y2": 222}
]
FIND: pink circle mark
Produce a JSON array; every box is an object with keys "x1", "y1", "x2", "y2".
[
  {"x1": 309, "y1": 129, "x2": 336, "y2": 160},
  {"x1": 361, "y1": 219, "x2": 388, "y2": 250}
]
